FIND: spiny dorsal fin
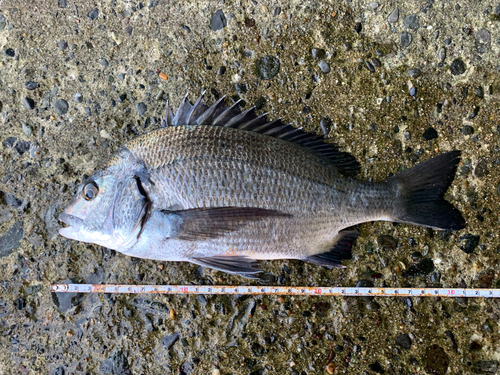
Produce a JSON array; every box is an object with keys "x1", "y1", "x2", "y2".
[{"x1": 161, "y1": 93, "x2": 360, "y2": 176}]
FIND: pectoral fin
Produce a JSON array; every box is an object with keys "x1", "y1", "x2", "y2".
[
  {"x1": 169, "y1": 207, "x2": 291, "y2": 241},
  {"x1": 189, "y1": 255, "x2": 262, "y2": 278}
]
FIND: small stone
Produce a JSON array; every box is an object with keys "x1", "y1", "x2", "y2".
[
  {"x1": 22, "y1": 122, "x2": 32, "y2": 136},
  {"x1": 388, "y1": 8, "x2": 399, "y2": 23},
  {"x1": 403, "y1": 14, "x2": 420, "y2": 30},
  {"x1": 320, "y1": 117, "x2": 332, "y2": 135},
  {"x1": 424, "y1": 345, "x2": 450, "y2": 375},
  {"x1": 255, "y1": 55, "x2": 280, "y2": 80},
  {"x1": 162, "y1": 332, "x2": 180, "y2": 350},
  {"x1": 100, "y1": 350, "x2": 131, "y2": 375},
  {"x1": 437, "y1": 47, "x2": 446, "y2": 62},
  {"x1": 53, "y1": 367, "x2": 65, "y2": 375},
  {"x1": 136, "y1": 102, "x2": 147, "y2": 116},
  {"x1": 24, "y1": 81, "x2": 39, "y2": 90},
  {"x1": 319, "y1": 60, "x2": 330, "y2": 74},
  {"x1": 461, "y1": 125, "x2": 474, "y2": 135},
  {"x1": 459, "y1": 234, "x2": 480, "y2": 254},
  {"x1": 0, "y1": 15, "x2": 6, "y2": 32},
  {"x1": 354, "y1": 22, "x2": 362, "y2": 33},
  {"x1": 395, "y1": 334, "x2": 412, "y2": 349},
  {"x1": 403, "y1": 258, "x2": 435, "y2": 277},
  {"x1": 311, "y1": 48, "x2": 326, "y2": 60},
  {"x1": 100, "y1": 58, "x2": 109, "y2": 67},
  {"x1": 423, "y1": 127, "x2": 438, "y2": 140},
  {"x1": 4, "y1": 48, "x2": 15, "y2": 57},
  {"x1": 378, "y1": 235, "x2": 398, "y2": 250},
  {"x1": 326, "y1": 362, "x2": 336, "y2": 374},
  {"x1": 475, "y1": 28, "x2": 491, "y2": 54},
  {"x1": 365, "y1": 61, "x2": 375, "y2": 72},
  {"x1": 58, "y1": 0, "x2": 68, "y2": 7},
  {"x1": 0, "y1": 221, "x2": 24, "y2": 258},
  {"x1": 58, "y1": 40, "x2": 68, "y2": 50},
  {"x1": 368, "y1": 361, "x2": 384, "y2": 374},
  {"x1": 217, "y1": 66, "x2": 226, "y2": 75},
  {"x1": 124, "y1": 26, "x2": 133, "y2": 35},
  {"x1": 370, "y1": 58, "x2": 381, "y2": 67},
  {"x1": 74, "y1": 93, "x2": 83, "y2": 103},
  {"x1": 408, "y1": 68, "x2": 421, "y2": 78},
  {"x1": 475, "y1": 86, "x2": 484, "y2": 98},
  {"x1": 87, "y1": 8, "x2": 99, "y2": 21},
  {"x1": 366, "y1": 301, "x2": 380, "y2": 311},
  {"x1": 471, "y1": 361, "x2": 498, "y2": 374},
  {"x1": 369, "y1": 2, "x2": 379, "y2": 10},
  {"x1": 22, "y1": 97, "x2": 35, "y2": 110},
  {"x1": 450, "y1": 59, "x2": 466, "y2": 75},
  {"x1": 401, "y1": 31, "x2": 412, "y2": 49},
  {"x1": 409, "y1": 87, "x2": 417, "y2": 97},
  {"x1": 210, "y1": 10, "x2": 227, "y2": 31},
  {"x1": 475, "y1": 158, "x2": 489, "y2": 177},
  {"x1": 54, "y1": 99, "x2": 69, "y2": 115}
]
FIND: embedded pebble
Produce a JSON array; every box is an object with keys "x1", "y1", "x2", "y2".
[
  {"x1": 87, "y1": 8, "x2": 99, "y2": 21},
  {"x1": 162, "y1": 332, "x2": 180, "y2": 350},
  {"x1": 437, "y1": 47, "x2": 446, "y2": 62},
  {"x1": 24, "y1": 81, "x2": 39, "y2": 90},
  {"x1": 54, "y1": 99, "x2": 69, "y2": 115},
  {"x1": 424, "y1": 345, "x2": 450, "y2": 375},
  {"x1": 136, "y1": 102, "x2": 147, "y2": 116},
  {"x1": 369, "y1": 2, "x2": 379, "y2": 10},
  {"x1": 403, "y1": 14, "x2": 420, "y2": 30},
  {"x1": 368, "y1": 361, "x2": 384, "y2": 374},
  {"x1": 423, "y1": 127, "x2": 438, "y2": 140},
  {"x1": 22, "y1": 122, "x2": 32, "y2": 136},
  {"x1": 100, "y1": 58, "x2": 109, "y2": 67},
  {"x1": 255, "y1": 55, "x2": 280, "y2": 79},
  {"x1": 459, "y1": 234, "x2": 480, "y2": 254},
  {"x1": 4, "y1": 48, "x2": 15, "y2": 57},
  {"x1": 311, "y1": 48, "x2": 326, "y2": 60},
  {"x1": 471, "y1": 361, "x2": 498, "y2": 374},
  {"x1": 401, "y1": 32, "x2": 412, "y2": 49},
  {"x1": 395, "y1": 334, "x2": 412, "y2": 349},
  {"x1": 23, "y1": 97, "x2": 35, "y2": 110},
  {"x1": 100, "y1": 350, "x2": 131, "y2": 375},
  {"x1": 450, "y1": 59, "x2": 466, "y2": 75},
  {"x1": 0, "y1": 221, "x2": 24, "y2": 258},
  {"x1": 58, "y1": 40, "x2": 68, "y2": 50},
  {"x1": 74, "y1": 93, "x2": 83, "y2": 103},
  {"x1": 319, "y1": 60, "x2": 330, "y2": 74},
  {"x1": 320, "y1": 116, "x2": 332, "y2": 135},
  {"x1": 388, "y1": 8, "x2": 399, "y2": 23},
  {"x1": 210, "y1": 10, "x2": 227, "y2": 31},
  {"x1": 408, "y1": 68, "x2": 421, "y2": 78},
  {"x1": 403, "y1": 258, "x2": 435, "y2": 277}
]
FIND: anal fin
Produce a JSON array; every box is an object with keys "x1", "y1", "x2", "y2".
[
  {"x1": 189, "y1": 255, "x2": 262, "y2": 279},
  {"x1": 305, "y1": 231, "x2": 359, "y2": 268}
]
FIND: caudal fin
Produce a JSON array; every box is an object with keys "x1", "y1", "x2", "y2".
[{"x1": 387, "y1": 151, "x2": 465, "y2": 230}]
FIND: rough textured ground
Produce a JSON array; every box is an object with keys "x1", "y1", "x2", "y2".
[{"x1": 1, "y1": 0, "x2": 500, "y2": 374}]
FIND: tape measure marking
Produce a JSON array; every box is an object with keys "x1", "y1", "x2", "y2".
[{"x1": 50, "y1": 284, "x2": 500, "y2": 298}]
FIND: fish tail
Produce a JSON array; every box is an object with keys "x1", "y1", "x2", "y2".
[{"x1": 387, "y1": 150, "x2": 465, "y2": 230}]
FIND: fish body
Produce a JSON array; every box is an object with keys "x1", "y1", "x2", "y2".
[{"x1": 59, "y1": 94, "x2": 465, "y2": 277}]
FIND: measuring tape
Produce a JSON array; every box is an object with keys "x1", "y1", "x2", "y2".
[{"x1": 51, "y1": 284, "x2": 500, "y2": 298}]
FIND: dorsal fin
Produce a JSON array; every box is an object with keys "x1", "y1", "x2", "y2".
[{"x1": 161, "y1": 93, "x2": 360, "y2": 176}]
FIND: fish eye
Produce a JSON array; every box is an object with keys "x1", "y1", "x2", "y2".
[{"x1": 82, "y1": 182, "x2": 99, "y2": 201}]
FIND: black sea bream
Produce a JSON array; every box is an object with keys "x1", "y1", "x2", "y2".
[{"x1": 59, "y1": 93, "x2": 465, "y2": 278}]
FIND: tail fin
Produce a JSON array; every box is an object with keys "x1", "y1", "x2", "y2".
[{"x1": 387, "y1": 151, "x2": 465, "y2": 230}]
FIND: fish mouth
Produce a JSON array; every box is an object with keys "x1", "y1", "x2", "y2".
[{"x1": 58, "y1": 212, "x2": 84, "y2": 238}]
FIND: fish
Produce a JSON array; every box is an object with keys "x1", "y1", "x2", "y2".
[{"x1": 58, "y1": 92, "x2": 465, "y2": 278}]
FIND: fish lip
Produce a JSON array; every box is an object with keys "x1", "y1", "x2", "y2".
[{"x1": 58, "y1": 212, "x2": 84, "y2": 227}]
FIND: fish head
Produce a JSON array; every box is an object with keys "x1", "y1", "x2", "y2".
[{"x1": 59, "y1": 165, "x2": 149, "y2": 250}]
